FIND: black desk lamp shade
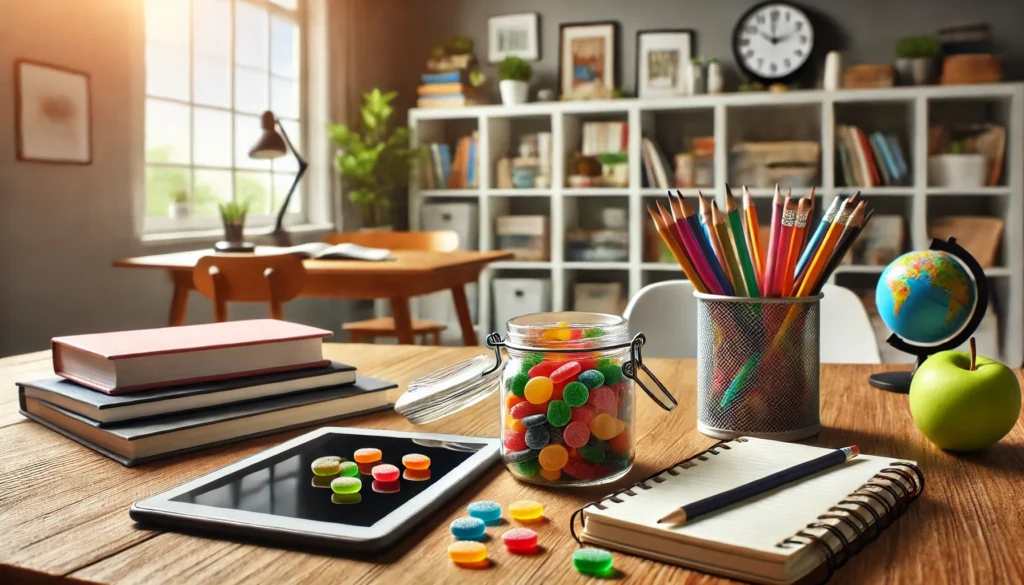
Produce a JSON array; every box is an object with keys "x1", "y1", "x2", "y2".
[{"x1": 249, "y1": 110, "x2": 308, "y2": 246}]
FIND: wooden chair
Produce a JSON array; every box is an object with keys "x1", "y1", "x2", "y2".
[
  {"x1": 192, "y1": 254, "x2": 307, "y2": 322},
  {"x1": 327, "y1": 231, "x2": 459, "y2": 344}
]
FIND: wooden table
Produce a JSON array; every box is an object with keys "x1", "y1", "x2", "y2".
[
  {"x1": 114, "y1": 249, "x2": 512, "y2": 345},
  {"x1": 2, "y1": 346, "x2": 1023, "y2": 584}
]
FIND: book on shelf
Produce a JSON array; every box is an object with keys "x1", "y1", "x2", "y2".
[
  {"x1": 52, "y1": 320, "x2": 332, "y2": 394},
  {"x1": 641, "y1": 137, "x2": 671, "y2": 189},
  {"x1": 837, "y1": 125, "x2": 909, "y2": 187},
  {"x1": 416, "y1": 95, "x2": 483, "y2": 108},
  {"x1": 582, "y1": 121, "x2": 628, "y2": 156},
  {"x1": 422, "y1": 134, "x2": 478, "y2": 189},
  {"x1": 420, "y1": 71, "x2": 462, "y2": 84},
  {"x1": 274, "y1": 242, "x2": 393, "y2": 261},
  {"x1": 417, "y1": 82, "x2": 475, "y2": 96}
]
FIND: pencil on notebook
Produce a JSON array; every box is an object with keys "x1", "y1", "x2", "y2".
[
  {"x1": 661, "y1": 199, "x2": 722, "y2": 295},
  {"x1": 699, "y1": 194, "x2": 739, "y2": 293},
  {"x1": 711, "y1": 202, "x2": 748, "y2": 297},
  {"x1": 763, "y1": 185, "x2": 784, "y2": 297},
  {"x1": 725, "y1": 185, "x2": 760, "y2": 297},
  {"x1": 647, "y1": 204, "x2": 709, "y2": 293},
  {"x1": 741, "y1": 187, "x2": 765, "y2": 292},
  {"x1": 679, "y1": 194, "x2": 734, "y2": 296}
]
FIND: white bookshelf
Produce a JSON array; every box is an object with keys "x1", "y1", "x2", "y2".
[{"x1": 409, "y1": 83, "x2": 1024, "y2": 366}]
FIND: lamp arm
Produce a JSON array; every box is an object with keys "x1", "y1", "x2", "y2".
[{"x1": 272, "y1": 118, "x2": 309, "y2": 237}]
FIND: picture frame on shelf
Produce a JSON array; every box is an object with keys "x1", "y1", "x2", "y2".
[
  {"x1": 635, "y1": 29, "x2": 695, "y2": 98},
  {"x1": 558, "y1": 21, "x2": 619, "y2": 100},
  {"x1": 488, "y1": 12, "x2": 540, "y2": 62},
  {"x1": 14, "y1": 59, "x2": 92, "y2": 164}
]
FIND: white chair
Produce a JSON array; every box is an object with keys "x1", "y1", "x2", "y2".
[
  {"x1": 819, "y1": 284, "x2": 881, "y2": 364},
  {"x1": 623, "y1": 281, "x2": 699, "y2": 359}
]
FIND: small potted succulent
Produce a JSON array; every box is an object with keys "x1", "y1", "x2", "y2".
[
  {"x1": 499, "y1": 56, "x2": 532, "y2": 106},
  {"x1": 168, "y1": 189, "x2": 189, "y2": 219},
  {"x1": 218, "y1": 200, "x2": 250, "y2": 244},
  {"x1": 895, "y1": 35, "x2": 941, "y2": 85}
]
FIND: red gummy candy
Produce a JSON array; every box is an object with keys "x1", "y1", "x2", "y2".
[
  {"x1": 550, "y1": 361, "x2": 581, "y2": 384},
  {"x1": 569, "y1": 404, "x2": 597, "y2": 426},
  {"x1": 563, "y1": 421, "x2": 591, "y2": 448},
  {"x1": 371, "y1": 463, "x2": 400, "y2": 482},
  {"x1": 502, "y1": 528, "x2": 538, "y2": 554},
  {"x1": 562, "y1": 457, "x2": 596, "y2": 480},
  {"x1": 552, "y1": 378, "x2": 568, "y2": 401},
  {"x1": 610, "y1": 381, "x2": 628, "y2": 394},
  {"x1": 528, "y1": 361, "x2": 561, "y2": 378},
  {"x1": 569, "y1": 329, "x2": 583, "y2": 340},
  {"x1": 504, "y1": 430, "x2": 527, "y2": 451},
  {"x1": 588, "y1": 386, "x2": 618, "y2": 416},
  {"x1": 577, "y1": 357, "x2": 598, "y2": 371},
  {"x1": 510, "y1": 401, "x2": 547, "y2": 419}
]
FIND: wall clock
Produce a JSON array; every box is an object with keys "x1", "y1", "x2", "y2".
[{"x1": 733, "y1": 1, "x2": 814, "y2": 83}]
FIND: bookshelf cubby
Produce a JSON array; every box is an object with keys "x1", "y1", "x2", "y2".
[{"x1": 409, "y1": 83, "x2": 1024, "y2": 366}]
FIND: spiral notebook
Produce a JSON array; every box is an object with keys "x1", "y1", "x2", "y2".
[{"x1": 573, "y1": 437, "x2": 923, "y2": 585}]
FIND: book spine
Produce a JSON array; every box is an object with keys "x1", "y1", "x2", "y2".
[{"x1": 420, "y1": 71, "x2": 461, "y2": 84}]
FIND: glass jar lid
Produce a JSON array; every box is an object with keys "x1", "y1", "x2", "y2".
[{"x1": 393, "y1": 354, "x2": 502, "y2": 424}]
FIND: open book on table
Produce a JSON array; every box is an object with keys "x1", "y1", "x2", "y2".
[{"x1": 273, "y1": 242, "x2": 393, "y2": 261}]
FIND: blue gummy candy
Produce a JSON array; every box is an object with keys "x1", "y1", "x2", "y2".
[
  {"x1": 467, "y1": 501, "x2": 502, "y2": 524},
  {"x1": 522, "y1": 413, "x2": 548, "y2": 428},
  {"x1": 525, "y1": 425, "x2": 550, "y2": 450},
  {"x1": 548, "y1": 425, "x2": 564, "y2": 445},
  {"x1": 505, "y1": 448, "x2": 539, "y2": 463},
  {"x1": 450, "y1": 516, "x2": 486, "y2": 540},
  {"x1": 578, "y1": 369, "x2": 605, "y2": 390}
]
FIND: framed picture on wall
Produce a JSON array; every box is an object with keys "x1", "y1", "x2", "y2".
[
  {"x1": 488, "y1": 12, "x2": 540, "y2": 62},
  {"x1": 14, "y1": 59, "x2": 92, "y2": 164},
  {"x1": 635, "y1": 29, "x2": 695, "y2": 98},
  {"x1": 558, "y1": 21, "x2": 619, "y2": 100}
]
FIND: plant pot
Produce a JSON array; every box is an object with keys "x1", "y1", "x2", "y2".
[
  {"x1": 168, "y1": 201, "x2": 189, "y2": 219},
  {"x1": 499, "y1": 80, "x2": 529, "y2": 105},
  {"x1": 706, "y1": 62, "x2": 724, "y2": 94},
  {"x1": 927, "y1": 154, "x2": 986, "y2": 188},
  {"x1": 895, "y1": 57, "x2": 938, "y2": 85},
  {"x1": 222, "y1": 220, "x2": 245, "y2": 243}
]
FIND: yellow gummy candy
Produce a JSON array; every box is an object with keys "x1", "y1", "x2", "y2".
[
  {"x1": 539, "y1": 444, "x2": 569, "y2": 471},
  {"x1": 589, "y1": 413, "x2": 625, "y2": 441},
  {"x1": 539, "y1": 467, "x2": 561, "y2": 481},
  {"x1": 448, "y1": 541, "x2": 488, "y2": 563},
  {"x1": 509, "y1": 500, "x2": 544, "y2": 521},
  {"x1": 541, "y1": 321, "x2": 572, "y2": 341},
  {"x1": 524, "y1": 376, "x2": 553, "y2": 404}
]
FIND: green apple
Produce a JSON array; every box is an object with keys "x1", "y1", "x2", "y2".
[{"x1": 910, "y1": 348, "x2": 1020, "y2": 452}]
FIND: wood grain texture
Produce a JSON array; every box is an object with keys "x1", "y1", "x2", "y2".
[{"x1": 0, "y1": 348, "x2": 1021, "y2": 585}]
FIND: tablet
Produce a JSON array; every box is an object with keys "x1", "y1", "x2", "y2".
[{"x1": 130, "y1": 427, "x2": 501, "y2": 552}]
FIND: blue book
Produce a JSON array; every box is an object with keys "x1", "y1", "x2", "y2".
[
  {"x1": 467, "y1": 135, "x2": 477, "y2": 188},
  {"x1": 421, "y1": 71, "x2": 461, "y2": 84},
  {"x1": 418, "y1": 94, "x2": 466, "y2": 101},
  {"x1": 438, "y1": 144, "x2": 452, "y2": 186},
  {"x1": 886, "y1": 134, "x2": 909, "y2": 180},
  {"x1": 871, "y1": 132, "x2": 900, "y2": 185}
]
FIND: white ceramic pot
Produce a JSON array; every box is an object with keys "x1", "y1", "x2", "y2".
[
  {"x1": 707, "y1": 62, "x2": 724, "y2": 94},
  {"x1": 823, "y1": 51, "x2": 842, "y2": 91},
  {"x1": 499, "y1": 80, "x2": 529, "y2": 106},
  {"x1": 168, "y1": 201, "x2": 189, "y2": 219},
  {"x1": 927, "y1": 154, "x2": 987, "y2": 188}
]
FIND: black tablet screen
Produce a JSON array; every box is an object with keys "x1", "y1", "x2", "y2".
[{"x1": 172, "y1": 433, "x2": 486, "y2": 527}]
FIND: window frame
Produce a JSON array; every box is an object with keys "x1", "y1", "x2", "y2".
[{"x1": 142, "y1": 0, "x2": 308, "y2": 236}]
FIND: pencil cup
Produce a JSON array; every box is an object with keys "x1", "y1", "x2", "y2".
[{"x1": 694, "y1": 293, "x2": 821, "y2": 442}]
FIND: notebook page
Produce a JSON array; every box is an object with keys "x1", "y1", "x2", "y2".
[{"x1": 586, "y1": 437, "x2": 902, "y2": 558}]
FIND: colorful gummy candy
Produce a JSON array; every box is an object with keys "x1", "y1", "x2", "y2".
[
  {"x1": 506, "y1": 448, "x2": 538, "y2": 463},
  {"x1": 507, "y1": 371, "x2": 529, "y2": 397},
  {"x1": 563, "y1": 458, "x2": 596, "y2": 481},
  {"x1": 573, "y1": 548, "x2": 614, "y2": 576},
  {"x1": 577, "y1": 369, "x2": 605, "y2": 390},
  {"x1": 448, "y1": 541, "x2": 488, "y2": 564},
  {"x1": 450, "y1": 516, "x2": 486, "y2": 540},
  {"x1": 569, "y1": 403, "x2": 598, "y2": 425},
  {"x1": 353, "y1": 448, "x2": 382, "y2": 463},
  {"x1": 550, "y1": 361, "x2": 581, "y2": 384},
  {"x1": 588, "y1": 386, "x2": 617, "y2": 415},
  {"x1": 513, "y1": 458, "x2": 541, "y2": 478},
  {"x1": 504, "y1": 430, "x2": 527, "y2": 451},
  {"x1": 402, "y1": 453, "x2": 430, "y2": 470},
  {"x1": 562, "y1": 381, "x2": 589, "y2": 407},
  {"x1": 597, "y1": 362, "x2": 623, "y2": 385},
  {"x1": 525, "y1": 425, "x2": 550, "y2": 449},
  {"x1": 538, "y1": 444, "x2": 569, "y2": 471},
  {"x1": 524, "y1": 376, "x2": 553, "y2": 404},
  {"x1": 403, "y1": 468, "x2": 431, "y2": 481},
  {"x1": 502, "y1": 528, "x2": 539, "y2": 554},
  {"x1": 511, "y1": 401, "x2": 547, "y2": 419},
  {"x1": 589, "y1": 413, "x2": 625, "y2": 441},
  {"x1": 338, "y1": 461, "x2": 359, "y2": 477},
  {"x1": 563, "y1": 421, "x2": 591, "y2": 448},
  {"x1": 522, "y1": 413, "x2": 548, "y2": 428},
  {"x1": 578, "y1": 444, "x2": 606, "y2": 463},
  {"x1": 521, "y1": 353, "x2": 544, "y2": 371},
  {"x1": 311, "y1": 456, "x2": 342, "y2": 476},
  {"x1": 371, "y1": 464, "x2": 400, "y2": 482},
  {"x1": 509, "y1": 500, "x2": 544, "y2": 522},
  {"x1": 330, "y1": 476, "x2": 361, "y2": 494},
  {"x1": 539, "y1": 467, "x2": 561, "y2": 481},
  {"x1": 546, "y1": 400, "x2": 571, "y2": 427},
  {"x1": 467, "y1": 501, "x2": 502, "y2": 524},
  {"x1": 528, "y1": 360, "x2": 561, "y2": 378},
  {"x1": 608, "y1": 425, "x2": 631, "y2": 453},
  {"x1": 548, "y1": 425, "x2": 564, "y2": 445}
]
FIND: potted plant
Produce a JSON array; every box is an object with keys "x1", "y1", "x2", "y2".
[
  {"x1": 327, "y1": 89, "x2": 419, "y2": 229},
  {"x1": 895, "y1": 35, "x2": 941, "y2": 85},
  {"x1": 499, "y1": 56, "x2": 532, "y2": 106},
  {"x1": 218, "y1": 200, "x2": 250, "y2": 244},
  {"x1": 168, "y1": 189, "x2": 189, "y2": 219},
  {"x1": 928, "y1": 139, "x2": 987, "y2": 188}
]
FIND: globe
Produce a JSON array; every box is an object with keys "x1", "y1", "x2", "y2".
[{"x1": 875, "y1": 250, "x2": 978, "y2": 345}]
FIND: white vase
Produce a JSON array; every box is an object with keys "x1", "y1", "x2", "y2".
[
  {"x1": 823, "y1": 51, "x2": 841, "y2": 91},
  {"x1": 499, "y1": 80, "x2": 529, "y2": 105},
  {"x1": 168, "y1": 201, "x2": 189, "y2": 219},
  {"x1": 927, "y1": 154, "x2": 987, "y2": 188},
  {"x1": 707, "y1": 62, "x2": 724, "y2": 94}
]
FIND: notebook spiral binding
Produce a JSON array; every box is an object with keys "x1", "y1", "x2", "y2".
[{"x1": 568, "y1": 438, "x2": 924, "y2": 584}]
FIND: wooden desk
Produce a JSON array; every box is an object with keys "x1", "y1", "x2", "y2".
[
  {"x1": 2, "y1": 346, "x2": 1023, "y2": 584},
  {"x1": 114, "y1": 249, "x2": 513, "y2": 345}
]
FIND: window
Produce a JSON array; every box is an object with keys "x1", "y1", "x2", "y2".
[{"x1": 144, "y1": 0, "x2": 304, "y2": 234}]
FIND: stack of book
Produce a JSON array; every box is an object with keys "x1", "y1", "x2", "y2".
[
  {"x1": 417, "y1": 71, "x2": 482, "y2": 108},
  {"x1": 18, "y1": 320, "x2": 395, "y2": 466},
  {"x1": 581, "y1": 121, "x2": 628, "y2": 156},
  {"x1": 421, "y1": 133, "x2": 479, "y2": 189},
  {"x1": 836, "y1": 125, "x2": 909, "y2": 187}
]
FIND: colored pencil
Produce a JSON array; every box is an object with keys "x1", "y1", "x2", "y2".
[
  {"x1": 646, "y1": 204, "x2": 709, "y2": 293},
  {"x1": 781, "y1": 196, "x2": 812, "y2": 297},
  {"x1": 813, "y1": 204, "x2": 871, "y2": 294},
  {"x1": 795, "y1": 194, "x2": 861, "y2": 296},
  {"x1": 657, "y1": 446, "x2": 860, "y2": 525},
  {"x1": 742, "y1": 186, "x2": 765, "y2": 292},
  {"x1": 763, "y1": 185, "x2": 785, "y2": 297},
  {"x1": 711, "y1": 202, "x2": 748, "y2": 297},
  {"x1": 699, "y1": 193, "x2": 739, "y2": 292},
  {"x1": 794, "y1": 194, "x2": 847, "y2": 282},
  {"x1": 678, "y1": 194, "x2": 735, "y2": 296},
  {"x1": 662, "y1": 199, "x2": 724, "y2": 295},
  {"x1": 725, "y1": 186, "x2": 760, "y2": 297},
  {"x1": 773, "y1": 194, "x2": 797, "y2": 296}
]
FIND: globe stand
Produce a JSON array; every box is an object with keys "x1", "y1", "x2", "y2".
[{"x1": 868, "y1": 237, "x2": 988, "y2": 394}]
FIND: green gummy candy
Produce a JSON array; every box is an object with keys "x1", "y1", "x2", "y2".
[
  {"x1": 330, "y1": 476, "x2": 362, "y2": 494},
  {"x1": 513, "y1": 458, "x2": 541, "y2": 478},
  {"x1": 604, "y1": 451, "x2": 631, "y2": 469},
  {"x1": 507, "y1": 371, "x2": 529, "y2": 397},
  {"x1": 521, "y1": 353, "x2": 544, "y2": 371},
  {"x1": 579, "y1": 444, "x2": 606, "y2": 463},
  {"x1": 597, "y1": 363, "x2": 623, "y2": 385},
  {"x1": 562, "y1": 381, "x2": 590, "y2": 407},
  {"x1": 577, "y1": 369, "x2": 605, "y2": 390},
  {"x1": 338, "y1": 461, "x2": 359, "y2": 477},
  {"x1": 583, "y1": 328, "x2": 604, "y2": 338},
  {"x1": 546, "y1": 400, "x2": 571, "y2": 427},
  {"x1": 573, "y1": 548, "x2": 614, "y2": 576}
]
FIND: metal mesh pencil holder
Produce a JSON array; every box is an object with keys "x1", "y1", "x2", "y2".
[{"x1": 695, "y1": 292, "x2": 822, "y2": 442}]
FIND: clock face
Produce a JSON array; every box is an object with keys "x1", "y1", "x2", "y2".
[{"x1": 734, "y1": 2, "x2": 814, "y2": 81}]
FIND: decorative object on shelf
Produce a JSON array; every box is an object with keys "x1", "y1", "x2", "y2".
[
  {"x1": 684, "y1": 58, "x2": 706, "y2": 95},
  {"x1": 768, "y1": 82, "x2": 788, "y2": 93},
  {"x1": 928, "y1": 139, "x2": 986, "y2": 188},
  {"x1": 536, "y1": 88, "x2": 556, "y2": 101},
  {"x1": 215, "y1": 201, "x2": 254, "y2": 253},
  {"x1": 706, "y1": 58, "x2": 724, "y2": 94},
  {"x1": 737, "y1": 81, "x2": 767, "y2": 92},
  {"x1": 844, "y1": 215, "x2": 904, "y2": 266},
  {"x1": 558, "y1": 21, "x2": 619, "y2": 100},
  {"x1": 598, "y1": 153, "x2": 628, "y2": 187},
  {"x1": 495, "y1": 215, "x2": 549, "y2": 261},
  {"x1": 938, "y1": 22, "x2": 993, "y2": 55},
  {"x1": 249, "y1": 110, "x2": 308, "y2": 246},
  {"x1": 420, "y1": 35, "x2": 486, "y2": 108},
  {"x1": 496, "y1": 157, "x2": 514, "y2": 188},
  {"x1": 894, "y1": 35, "x2": 941, "y2": 86},
  {"x1": 843, "y1": 64, "x2": 894, "y2": 89},
  {"x1": 14, "y1": 60, "x2": 91, "y2": 164},
  {"x1": 328, "y1": 89, "x2": 417, "y2": 228},
  {"x1": 730, "y1": 141, "x2": 819, "y2": 188},
  {"x1": 870, "y1": 237, "x2": 987, "y2": 393},
  {"x1": 822, "y1": 50, "x2": 841, "y2": 90},
  {"x1": 488, "y1": 12, "x2": 540, "y2": 62},
  {"x1": 511, "y1": 167, "x2": 536, "y2": 188},
  {"x1": 940, "y1": 54, "x2": 1003, "y2": 85},
  {"x1": 635, "y1": 29, "x2": 694, "y2": 98},
  {"x1": 498, "y1": 56, "x2": 532, "y2": 106},
  {"x1": 168, "y1": 190, "x2": 189, "y2": 220},
  {"x1": 928, "y1": 124, "x2": 1005, "y2": 186},
  {"x1": 928, "y1": 217, "x2": 1003, "y2": 269},
  {"x1": 732, "y1": 1, "x2": 815, "y2": 84}
]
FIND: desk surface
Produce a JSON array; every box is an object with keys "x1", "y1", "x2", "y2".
[{"x1": 2, "y1": 346, "x2": 1023, "y2": 584}]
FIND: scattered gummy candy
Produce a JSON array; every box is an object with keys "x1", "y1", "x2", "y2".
[
  {"x1": 467, "y1": 500, "x2": 502, "y2": 524},
  {"x1": 546, "y1": 400, "x2": 571, "y2": 427},
  {"x1": 402, "y1": 453, "x2": 430, "y2": 470},
  {"x1": 509, "y1": 500, "x2": 544, "y2": 522},
  {"x1": 450, "y1": 516, "x2": 486, "y2": 540},
  {"x1": 538, "y1": 444, "x2": 569, "y2": 471},
  {"x1": 577, "y1": 369, "x2": 605, "y2": 390},
  {"x1": 311, "y1": 456, "x2": 342, "y2": 476},
  {"x1": 353, "y1": 448, "x2": 382, "y2": 463},
  {"x1": 371, "y1": 463, "x2": 400, "y2": 482},
  {"x1": 338, "y1": 461, "x2": 359, "y2": 477},
  {"x1": 502, "y1": 527, "x2": 539, "y2": 554},
  {"x1": 525, "y1": 425, "x2": 550, "y2": 449},
  {"x1": 448, "y1": 540, "x2": 488, "y2": 563},
  {"x1": 573, "y1": 548, "x2": 614, "y2": 576},
  {"x1": 330, "y1": 476, "x2": 362, "y2": 494},
  {"x1": 562, "y1": 381, "x2": 590, "y2": 407}
]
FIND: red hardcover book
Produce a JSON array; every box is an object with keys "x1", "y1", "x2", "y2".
[
  {"x1": 854, "y1": 127, "x2": 880, "y2": 186},
  {"x1": 52, "y1": 320, "x2": 332, "y2": 394}
]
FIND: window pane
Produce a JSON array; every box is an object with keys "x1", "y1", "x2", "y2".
[
  {"x1": 146, "y1": 166, "x2": 190, "y2": 217},
  {"x1": 235, "y1": 113, "x2": 270, "y2": 169},
  {"x1": 270, "y1": 0, "x2": 298, "y2": 9},
  {"x1": 236, "y1": 170, "x2": 272, "y2": 214},
  {"x1": 146, "y1": 42, "x2": 189, "y2": 100},
  {"x1": 193, "y1": 108, "x2": 233, "y2": 167},
  {"x1": 235, "y1": 1, "x2": 268, "y2": 69},
  {"x1": 194, "y1": 0, "x2": 231, "y2": 57},
  {"x1": 194, "y1": 169, "x2": 233, "y2": 216},
  {"x1": 146, "y1": 0, "x2": 189, "y2": 47},
  {"x1": 270, "y1": 76, "x2": 299, "y2": 119},
  {"x1": 272, "y1": 119, "x2": 301, "y2": 172},
  {"x1": 270, "y1": 16, "x2": 299, "y2": 79},
  {"x1": 146, "y1": 99, "x2": 190, "y2": 164},
  {"x1": 194, "y1": 54, "x2": 231, "y2": 108},
  {"x1": 235, "y1": 66, "x2": 268, "y2": 114},
  {"x1": 273, "y1": 173, "x2": 303, "y2": 213}
]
